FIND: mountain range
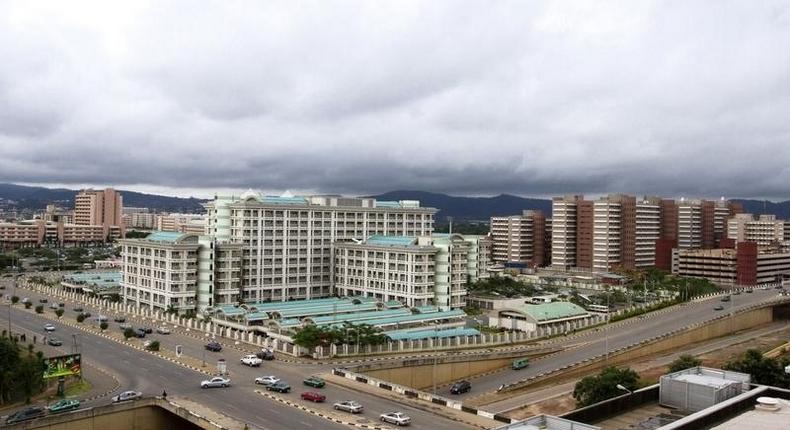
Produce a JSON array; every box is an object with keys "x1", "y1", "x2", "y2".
[{"x1": 2, "y1": 183, "x2": 790, "y2": 222}]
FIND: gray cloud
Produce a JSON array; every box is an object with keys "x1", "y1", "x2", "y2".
[{"x1": 1, "y1": 1, "x2": 790, "y2": 200}]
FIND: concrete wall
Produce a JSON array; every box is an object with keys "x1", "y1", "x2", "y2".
[{"x1": 4, "y1": 398, "x2": 214, "y2": 430}]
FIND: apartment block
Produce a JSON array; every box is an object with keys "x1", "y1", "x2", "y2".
[
  {"x1": 551, "y1": 195, "x2": 584, "y2": 269},
  {"x1": 334, "y1": 234, "x2": 484, "y2": 309},
  {"x1": 203, "y1": 192, "x2": 436, "y2": 305},
  {"x1": 120, "y1": 232, "x2": 200, "y2": 312},
  {"x1": 75, "y1": 188, "x2": 123, "y2": 227},
  {"x1": 490, "y1": 210, "x2": 545, "y2": 266},
  {"x1": 156, "y1": 213, "x2": 206, "y2": 234},
  {"x1": 0, "y1": 219, "x2": 113, "y2": 248},
  {"x1": 727, "y1": 214, "x2": 785, "y2": 246},
  {"x1": 672, "y1": 241, "x2": 790, "y2": 286}
]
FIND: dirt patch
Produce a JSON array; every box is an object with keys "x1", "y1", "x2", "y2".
[
  {"x1": 698, "y1": 326, "x2": 790, "y2": 368},
  {"x1": 506, "y1": 393, "x2": 577, "y2": 420}
]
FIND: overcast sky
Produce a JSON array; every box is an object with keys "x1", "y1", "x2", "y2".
[{"x1": 1, "y1": 1, "x2": 789, "y2": 200}]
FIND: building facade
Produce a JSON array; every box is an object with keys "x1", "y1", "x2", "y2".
[
  {"x1": 671, "y1": 242, "x2": 790, "y2": 286},
  {"x1": 551, "y1": 195, "x2": 583, "y2": 269},
  {"x1": 490, "y1": 210, "x2": 546, "y2": 266},
  {"x1": 727, "y1": 214, "x2": 784, "y2": 246}
]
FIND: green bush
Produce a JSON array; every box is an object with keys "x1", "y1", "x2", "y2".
[
  {"x1": 123, "y1": 328, "x2": 135, "y2": 340},
  {"x1": 54, "y1": 309, "x2": 64, "y2": 318},
  {"x1": 35, "y1": 305, "x2": 44, "y2": 314},
  {"x1": 24, "y1": 302, "x2": 32, "y2": 309},
  {"x1": 99, "y1": 322, "x2": 108, "y2": 331},
  {"x1": 573, "y1": 366, "x2": 640, "y2": 407},
  {"x1": 668, "y1": 354, "x2": 703, "y2": 373},
  {"x1": 11, "y1": 296, "x2": 19, "y2": 304},
  {"x1": 76, "y1": 313, "x2": 86, "y2": 323},
  {"x1": 146, "y1": 340, "x2": 160, "y2": 351}
]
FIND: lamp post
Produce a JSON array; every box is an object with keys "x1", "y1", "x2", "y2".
[{"x1": 616, "y1": 384, "x2": 632, "y2": 395}]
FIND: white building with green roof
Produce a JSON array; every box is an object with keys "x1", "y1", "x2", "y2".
[{"x1": 491, "y1": 301, "x2": 591, "y2": 333}]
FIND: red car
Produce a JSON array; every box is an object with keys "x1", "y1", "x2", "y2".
[{"x1": 300, "y1": 391, "x2": 326, "y2": 403}]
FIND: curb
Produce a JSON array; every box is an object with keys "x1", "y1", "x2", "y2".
[{"x1": 254, "y1": 390, "x2": 389, "y2": 429}]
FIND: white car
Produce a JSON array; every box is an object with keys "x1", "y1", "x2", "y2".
[
  {"x1": 254, "y1": 375, "x2": 280, "y2": 386},
  {"x1": 333, "y1": 400, "x2": 364, "y2": 414},
  {"x1": 44, "y1": 324, "x2": 56, "y2": 332},
  {"x1": 241, "y1": 354, "x2": 263, "y2": 367},
  {"x1": 380, "y1": 412, "x2": 411, "y2": 426},
  {"x1": 201, "y1": 377, "x2": 231, "y2": 388},
  {"x1": 112, "y1": 390, "x2": 142, "y2": 403},
  {"x1": 156, "y1": 326, "x2": 171, "y2": 334}
]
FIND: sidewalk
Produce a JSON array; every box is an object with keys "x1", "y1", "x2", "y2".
[
  {"x1": 167, "y1": 396, "x2": 250, "y2": 430},
  {"x1": 322, "y1": 372, "x2": 498, "y2": 429}
]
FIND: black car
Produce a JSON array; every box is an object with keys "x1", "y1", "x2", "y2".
[
  {"x1": 47, "y1": 338, "x2": 63, "y2": 346},
  {"x1": 5, "y1": 407, "x2": 45, "y2": 424},
  {"x1": 450, "y1": 380, "x2": 471, "y2": 394},
  {"x1": 114, "y1": 316, "x2": 126, "y2": 323},
  {"x1": 139, "y1": 327, "x2": 153, "y2": 334},
  {"x1": 39, "y1": 298, "x2": 48, "y2": 303},
  {"x1": 134, "y1": 329, "x2": 146, "y2": 338},
  {"x1": 205, "y1": 341, "x2": 222, "y2": 352},
  {"x1": 73, "y1": 307, "x2": 84, "y2": 312},
  {"x1": 256, "y1": 349, "x2": 275, "y2": 360}
]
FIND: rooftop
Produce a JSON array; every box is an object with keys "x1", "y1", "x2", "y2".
[
  {"x1": 144, "y1": 231, "x2": 191, "y2": 243},
  {"x1": 365, "y1": 235, "x2": 418, "y2": 247},
  {"x1": 503, "y1": 302, "x2": 589, "y2": 322}
]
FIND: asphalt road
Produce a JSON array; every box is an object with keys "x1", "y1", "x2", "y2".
[
  {"x1": 1, "y1": 279, "x2": 474, "y2": 430},
  {"x1": 442, "y1": 288, "x2": 783, "y2": 404}
]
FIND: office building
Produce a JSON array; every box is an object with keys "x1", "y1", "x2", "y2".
[
  {"x1": 74, "y1": 188, "x2": 125, "y2": 239},
  {"x1": 551, "y1": 195, "x2": 584, "y2": 269},
  {"x1": 0, "y1": 219, "x2": 112, "y2": 248},
  {"x1": 156, "y1": 213, "x2": 206, "y2": 233},
  {"x1": 490, "y1": 210, "x2": 546, "y2": 266},
  {"x1": 672, "y1": 242, "x2": 790, "y2": 286}
]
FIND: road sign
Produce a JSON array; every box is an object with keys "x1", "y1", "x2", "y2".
[
  {"x1": 217, "y1": 358, "x2": 226, "y2": 375},
  {"x1": 176, "y1": 345, "x2": 182, "y2": 357}
]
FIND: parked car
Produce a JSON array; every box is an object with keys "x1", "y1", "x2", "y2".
[
  {"x1": 255, "y1": 375, "x2": 280, "y2": 386},
  {"x1": 119, "y1": 323, "x2": 133, "y2": 330},
  {"x1": 733, "y1": 290, "x2": 742, "y2": 295},
  {"x1": 49, "y1": 303, "x2": 59, "y2": 310},
  {"x1": 95, "y1": 315, "x2": 108, "y2": 322},
  {"x1": 139, "y1": 327, "x2": 153, "y2": 334},
  {"x1": 241, "y1": 354, "x2": 263, "y2": 367},
  {"x1": 303, "y1": 376, "x2": 326, "y2": 388},
  {"x1": 156, "y1": 326, "x2": 170, "y2": 334},
  {"x1": 58, "y1": 302, "x2": 65, "y2": 308},
  {"x1": 47, "y1": 338, "x2": 63, "y2": 346},
  {"x1": 714, "y1": 305, "x2": 724, "y2": 311},
  {"x1": 256, "y1": 349, "x2": 275, "y2": 360},
  {"x1": 5, "y1": 407, "x2": 45, "y2": 424},
  {"x1": 201, "y1": 377, "x2": 230, "y2": 388},
  {"x1": 73, "y1": 307, "x2": 83, "y2": 313},
  {"x1": 333, "y1": 400, "x2": 364, "y2": 414},
  {"x1": 38, "y1": 298, "x2": 48, "y2": 303},
  {"x1": 301, "y1": 391, "x2": 326, "y2": 402},
  {"x1": 380, "y1": 412, "x2": 411, "y2": 426},
  {"x1": 266, "y1": 382, "x2": 291, "y2": 393},
  {"x1": 450, "y1": 380, "x2": 471, "y2": 394},
  {"x1": 134, "y1": 329, "x2": 146, "y2": 338},
  {"x1": 111, "y1": 390, "x2": 142, "y2": 403},
  {"x1": 21, "y1": 297, "x2": 30, "y2": 304},
  {"x1": 721, "y1": 296, "x2": 731, "y2": 302},
  {"x1": 82, "y1": 312, "x2": 92, "y2": 318},
  {"x1": 44, "y1": 323, "x2": 56, "y2": 332},
  {"x1": 113, "y1": 316, "x2": 126, "y2": 323},
  {"x1": 745, "y1": 289, "x2": 753, "y2": 293},
  {"x1": 205, "y1": 341, "x2": 222, "y2": 352},
  {"x1": 48, "y1": 398, "x2": 81, "y2": 413}
]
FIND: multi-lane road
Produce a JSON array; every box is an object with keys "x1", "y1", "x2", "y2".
[
  {"x1": 2, "y1": 274, "x2": 786, "y2": 428},
  {"x1": 0, "y1": 278, "x2": 476, "y2": 430}
]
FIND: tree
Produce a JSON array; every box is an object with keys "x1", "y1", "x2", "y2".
[
  {"x1": 34, "y1": 305, "x2": 43, "y2": 314},
  {"x1": 146, "y1": 340, "x2": 160, "y2": 351},
  {"x1": 23, "y1": 302, "x2": 31, "y2": 309},
  {"x1": 54, "y1": 309, "x2": 64, "y2": 318},
  {"x1": 724, "y1": 349, "x2": 790, "y2": 388},
  {"x1": 99, "y1": 322, "x2": 108, "y2": 331},
  {"x1": 0, "y1": 337, "x2": 45, "y2": 405},
  {"x1": 123, "y1": 328, "x2": 136, "y2": 340},
  {"x1": 76, "y1": 314, "x2": 86, "y2": 323},
  {"x1": 10, "y1": 296, "x2": 19, "y2": 305},
  {"x1": 573, "y1": 366, "x2": 640, "y2": 407},
  {"x1": 668, "y1": 354, "x2": 702, "y2": 373}
]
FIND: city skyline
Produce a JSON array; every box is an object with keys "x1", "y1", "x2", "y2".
[{"x1": 1, "y1": 2, "x2": 789, "y2": 199}]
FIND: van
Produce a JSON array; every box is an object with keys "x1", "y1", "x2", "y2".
[{"x1": 512, "y1": 358, "x2": 530, "y2": 370}]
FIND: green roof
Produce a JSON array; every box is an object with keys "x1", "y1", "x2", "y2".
[
  {"x1": 521, "y1": 302, "x2": 588, "y2": 321},
  {"x1": 384, "y1": 327, "x2": 480, "y2": 341},
  {"x1": 365, "y1": 235, "x2": 417, "y2": 246},
  {"x1": 261, "y1": 196, "x2": 308, "y2": 205}
]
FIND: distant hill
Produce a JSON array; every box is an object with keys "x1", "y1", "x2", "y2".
[
  {"x1": 370, "y1": 190, "x2": 552, "y2": 222},
  {"x1": 0, "y1": 183, "x2": 206, "y2": 213},
  {"x1": 733, "y1": 199, "x2": 790, "y2": 219}
]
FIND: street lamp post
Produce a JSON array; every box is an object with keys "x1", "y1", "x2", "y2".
[{"x1": 616, "y1": 384, "x2": 632, "y2": 395}]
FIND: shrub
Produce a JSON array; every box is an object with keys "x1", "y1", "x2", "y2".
[
  {"x1": 11, "y1": 296, "x2": 19, "y2": 304},
  {"x1": 146, "y1": 340, "x2": 160, "y2": 351},
  {"x1": 76, "y1": 313, "x2": 86, "y2": 323},
  {"x1": 24, "y1": 302, "x2": 32, "y2": 309},
  {"x1": 54, "y1": 309, "x2": 64, "y2": 318},
  {"x1": 35, "y1": 305, "x2": 44, "y2": 314},
  {"x1": 99, "y1": 322, "x2": 108, "y2": 331},
  {"x1": 123, "y1": 328, "x2": 135, "y2": 340}
]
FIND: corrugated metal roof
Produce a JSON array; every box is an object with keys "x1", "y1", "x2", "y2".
[
  {"x1": 520, "y1": 302, "x2": 588, "y2": 321},
  {"x1": 384, "y1": 327, "x2": 480, "y2": 341},
  {"x1": 145, "y1": 231, "x2": 188, "y2": 242},
  {"x1": 365, "y1": 235, "x2": 417, "y2": 246}
]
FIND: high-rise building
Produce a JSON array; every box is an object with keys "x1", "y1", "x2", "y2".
[
  {"x1": 551, "y1": 195, "x2": 584, "y2": 269},
  {"x1": 490, "y1": 210, "x2": 546, "y2": 266},
  {"x1": 727, "y1": 214, "x2": 784, "y2": 246},
  {"x1": 74, "y1": 188, "x2": 124, "y2": 239},
  {"x1": 672, "y1": 242, "x2": 790, "y2": 286}
]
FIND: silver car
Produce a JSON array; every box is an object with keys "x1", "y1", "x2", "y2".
[
  {"x1": 112, "y1": 390, "x2": 142, "y2": 403},
  {"x1": 333, "y1": 400, "x2": 363, "y2": 414},
  {"x1": 380, "y1": 412, "x2": 411, "y2": 426},
  {"x1": 201, "y1": 376, "x2": 230, "y2": 388}
]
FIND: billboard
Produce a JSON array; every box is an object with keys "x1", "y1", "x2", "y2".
[{"x1": 43, "y1": 354, "x2": 82, "y2": 379}]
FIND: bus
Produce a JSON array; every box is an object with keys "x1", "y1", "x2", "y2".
[
  {"x1": 586, "y1": 304, "x2": 610, "y2": 313},
  {"x1": 512, "y1": 358, "x2": 530, "y2": 370}
]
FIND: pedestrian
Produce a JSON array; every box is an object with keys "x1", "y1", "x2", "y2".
[
  {"x1": 34, "y1": 335, "x2": 37, "y2": 344},
  {"x1": 162, "y1": 389, "x2": 167, "y2": 399},
  {"x1": 43, "y1": 335, "x2": 47, "y2": 344},
  {"x1": 20, "y1": 333, "x2": 26, "y2": 342}
]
